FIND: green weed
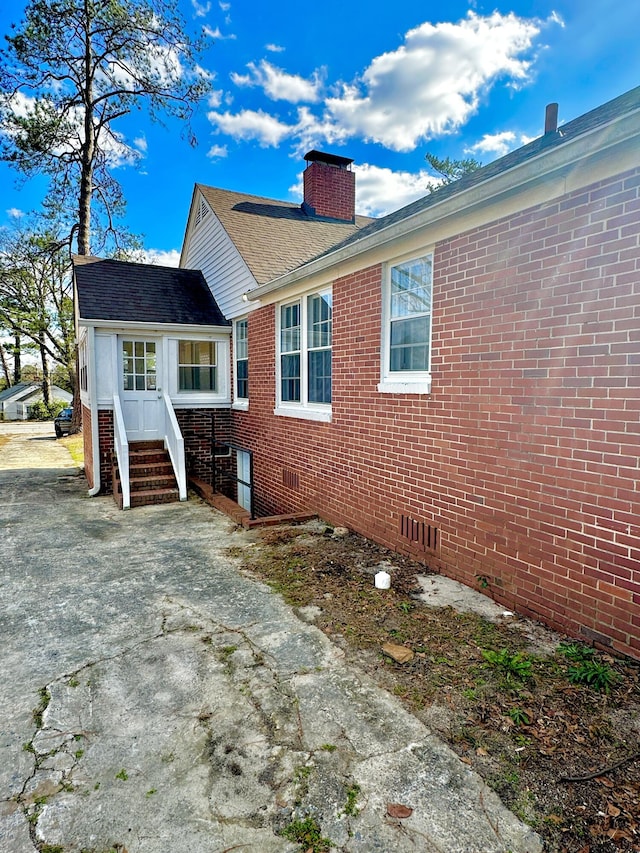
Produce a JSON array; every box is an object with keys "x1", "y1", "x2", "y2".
[
  {"x1": 567, "y1": 659, "x2": 619, "y2": 693},
  {"x1": 482, "y1": 648, "x2": 532, "y2": 683},
  {"x1": 279, "y1": 816, "x2": 333, "y2": 851}
]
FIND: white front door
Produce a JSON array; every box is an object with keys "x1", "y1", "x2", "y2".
[
  {"x1": 120, "y1": 338, "x2": 163, "y2": 441},
  {"x1": 236, "y1": 450, "x2": 251, "y2": 512}
]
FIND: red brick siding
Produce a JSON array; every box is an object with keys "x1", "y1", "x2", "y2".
[
  {"x1": 231, "y1": 167, "x2": 640, "y2": 659},
  {"x1": 303, "y1": 161, "x2": 355, "y2": 222},
  {"x1": 82, "y1": 405, "x2": 94, "y2": 489},
  {"x1": 175, "y1": 408, "x2": 232, "y2": 489},
  {"x1": 97, "y1": 410, "x2": 114, "y2": 494}
]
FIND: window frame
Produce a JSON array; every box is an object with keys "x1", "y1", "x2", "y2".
[
  {"x1": 167, "y1": 334, "x2": 230, "y2": 406},
  {"x1": 177, "y1": 339, "x2": 217, "y2": 393},
  {"x1": 379, "y1": 251, "x2": 433, "y2": 395},
  {"x1": 233, "y1": 317, "x2": 249, "y2": 409},
  {"x1": 275, "y1": 287, "x2": 333, "y2": 422}
]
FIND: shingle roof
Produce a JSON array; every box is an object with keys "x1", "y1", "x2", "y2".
[
  {"x1": 0, "y1": 382, "x2": 38, "y2": 402},
  {"x1": 196, "y1": 185, "x2": 373, "y2": 285},
  {"x1": 74, "y1": 256, "x2": 229, "y2": 326},
  {"x1": 307, "y1": 85, "x2": 640, "y2": 264}
]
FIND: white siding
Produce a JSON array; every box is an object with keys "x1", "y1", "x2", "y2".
[
  {"x1": 96, "y1": 333, "x2": 115, "y2": 405},
  {"x1": 182, "y1": 193, "x2": 258, "y2": 321}
]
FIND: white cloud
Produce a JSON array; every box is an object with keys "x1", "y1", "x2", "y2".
[
  {"x1": 207, "y1": 143, "x2": 228, "y2": 159},
  {"x1": 219, "y1": 1, "x2": 230, "y2": 9},
  {"x1": 133, "y1": 136, "x2": 147, "y2": 153},
  {"x1": 208, "y1": 109, "x2": 293, "y2": 146},
  {"x1": 353, "y1": 164, "x2": 433, "y2": 216},
  {"x1": 191, "y1": 0, "x2": 211, "y2": 17},
  {"x1": 203, "y1": 24, "x2": 236, "y2": 40},
  {"x1": 465, "y1": 129, "x2": 539, "y2": 158},
  {"x1": 323, "y1": 11, "x2": 546, "y2": 152},
  {"x1": 143, "y1": 248, "x2": 181, "y2": 267},
  {"x1": 265, "y1": 43, "x2": 285, "y2": 53},
  {"x1": 231, "y1": 60, "x2": 322, "y2": 103},
  {"x1": 208, "y1": 11, "x2": 555, "y2": 155},
  {"x1": 208, "y1": 89, "x2": 224, "y2": 108},
  {"x1": 6, "y1": 208, "x2": 25, "y2": 219}
]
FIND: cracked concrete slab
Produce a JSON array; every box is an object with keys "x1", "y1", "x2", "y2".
[{"x1": 0, "y1": 423, "x2": 542, "y2": 852}]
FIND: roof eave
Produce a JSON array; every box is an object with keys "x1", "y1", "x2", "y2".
[
  {"x1": 78, "y1": 317, "x2": 231, "y2": 334},
  {"x1": 245, "y1": 105, "x2": 640, "y2": 301}
]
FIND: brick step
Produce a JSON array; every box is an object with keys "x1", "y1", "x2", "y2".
[
  {"x1": 129, "y1": 461, "x2": 175, "y2": 477},
  {"x1": 129, "y1": 474, "x2": 177, "y2": 492},
  {"x1": 129, "y1": 488, "x2": 180, "y2": 508},
  {"x1": 129, "y1": 449, "x2": 170, "y2": 464},
  {"x1": 129, "y1": 440, "x2": 164, "y2": 451}
]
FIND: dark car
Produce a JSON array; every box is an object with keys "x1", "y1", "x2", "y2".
[{"x1": 54, "y1": 407, "x2": 73, "y2": 438}]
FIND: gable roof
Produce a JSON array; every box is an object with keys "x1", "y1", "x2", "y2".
[
  {"x1": 74, "y1": 256, "x2": 229, "y2": 327},
  {"x1": 195, "y1": 185, "x2": 373, "y2": 286},
  {"x1": 0, "y1": 382, "x2": 39, "y2": 402}
]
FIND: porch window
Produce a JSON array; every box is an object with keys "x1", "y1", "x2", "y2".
[{"x1": 178, "y1": 340, "x2": 217, "y2": 391}]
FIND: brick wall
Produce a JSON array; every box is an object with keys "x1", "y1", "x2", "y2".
[
  {"x1": 82, "y1": 405, "x2": 94, "y2": 489},
  {"x1": 175, "y1": 408, "x2": 232, "y2": 489},
  {"x1": 97, "y1": 410, "x2": 114, "y2": 493},
  {"x1": 231, "y1": 167, "x2": 640, "y2": 659}
]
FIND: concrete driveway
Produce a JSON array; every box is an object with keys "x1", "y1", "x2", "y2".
[{"x1": 0, "y1": 423, "x2": 542, "y2": 853}]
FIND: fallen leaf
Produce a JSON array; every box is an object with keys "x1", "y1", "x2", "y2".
[
  {"x1": 387, "y1": 803, "x2": 413, "y2": 819},
  {"x1": 597, "y1": 777, "x2": 614, "y2": 788},
  {"x1": 382, "y1": 642, "x2": 414, "y2": 664},
  {"x1": 547, "y1": 814, "x2": 564, "y2": 824},
  {"x1": 476, "y1": 747, "x2": 488, "y2": 756},
  {"x1": 607, "y1": 803, "x2": 621, "y2": 818}
]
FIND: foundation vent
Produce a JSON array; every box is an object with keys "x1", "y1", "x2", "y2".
[
  {"x1": 400, "y1": 515, "x2": 439, "y2": 552},
  {"x1": 283, "y1": 468, "x2": 300, "y2": 490}
]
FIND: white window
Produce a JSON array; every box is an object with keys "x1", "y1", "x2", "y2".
[
  {"x1": 178, "y1": 340, "x2": 216, "y2": 391},
  {"x1": 379, "y1": 253, "x2": 433, "y2": 394},
  {"x1": 234, "y1": 318, "x2": 249, "y2": 403},
  {"x1": 276, "y1": 289, "x2": 332, "y2": 421}
]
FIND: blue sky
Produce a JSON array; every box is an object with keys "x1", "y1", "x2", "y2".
[{"x1": 0, "y1": 0, "x2": 638, "y2": 265}]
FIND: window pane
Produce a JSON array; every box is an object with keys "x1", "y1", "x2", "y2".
[
  {"x1": 391, "y1": 256, "x2": 432, "y2": 319},
  {"x1": 390, "y1": 317, "x2": 430, "y2": 371},
  {"x1": 308, "y1": 292, "x2": 332, "y2": 349},
  {"x1": 281, "y1": 303, "x2": 300, "y2": 353},
  {"x1": 123, "y1": 341, "x2": 133, "y2": 357},
  {"x1": 236, "y1": 319, "x2": 248, "y2": 360},
  {"x1": 308, "y1": 349, "x2": 331, "y2": 404},
  {"x1": 236, "y1": 358, "x2": 248, "y2": 399},
  {"x1": 281, "y1": 353, "x2": 300, "y2": 402},
  {"x1": 179, "y1": 366, "x2": 216, "y2": 391}
]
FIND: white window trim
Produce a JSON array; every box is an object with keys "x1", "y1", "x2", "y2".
[
  {"x1": 378, "y1": 251, "x2": 433, "y2": 396},
  {"x1": 275, "y1": 289, "x2": 333, "y2": 422},
  {"x1": 167, "y1": 335, "x2": 230, "y2": 406},
  {"x1": 233, "y1": 317, "x2": 249, "y2": 410}
]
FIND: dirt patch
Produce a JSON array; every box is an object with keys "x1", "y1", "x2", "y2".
[{"x1": 235, "y1": 521, "x2": 640, "y2": 853}]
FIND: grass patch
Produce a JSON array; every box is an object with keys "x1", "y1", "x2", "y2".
[
  {"x1": 279, "y1": 816, "x2": 332, "y2": 851},
  {"x1": 59, "y1": 432, "x2": 84, "y2": 466}
]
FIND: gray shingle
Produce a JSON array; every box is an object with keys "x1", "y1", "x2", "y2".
[{"x1": 74, "y1": 257, "x2": 229, "y2": 326}]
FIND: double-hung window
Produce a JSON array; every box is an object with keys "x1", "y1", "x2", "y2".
[
  {"x1": 178, "y1": 340, "x2": 217, "y2": 391},
  {"x1": 380, "y1": 253, "x2": 433, "y2": 394},
  {"x1": 234, "y1": 318, "x2": 249, "y2": 404},
  {"x1": 277, "y1": 289, "x2": 332, "y2": 420}
]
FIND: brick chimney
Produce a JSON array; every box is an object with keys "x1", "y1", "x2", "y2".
[{"x1": 302, "y1": 150, "x2": 355, "y2": 223}]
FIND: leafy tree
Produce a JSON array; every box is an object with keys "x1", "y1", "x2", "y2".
[
  {"x1": 425, "y1": 153, "x2": 482, "y2": 194},
  {"x1": 0, "y1": 221, "x2": 76, "y2": 404},
  {"x1": 0, "y1": 0, "x2": 211, "y2": 255}
]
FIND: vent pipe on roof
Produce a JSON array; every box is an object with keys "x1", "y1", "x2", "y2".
[{"x1": 544, "y1": 102, "x2": 559, "y2": 134}]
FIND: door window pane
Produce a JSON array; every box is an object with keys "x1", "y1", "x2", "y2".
[{"x1": 122, "y1": 340, "x2": 157, "y2": 392}]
